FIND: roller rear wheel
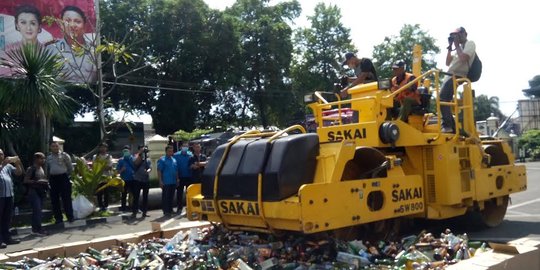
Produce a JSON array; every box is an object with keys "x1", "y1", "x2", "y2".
[
  {"x1": 341, "y1": 147, "x2": 387, "y2": 181},
  {"x1": 482, "y1": 144, "x2": 509, "y2": 166},
  {"x1": 469, "y1": 196, "x2": 509, "y2": 228}
]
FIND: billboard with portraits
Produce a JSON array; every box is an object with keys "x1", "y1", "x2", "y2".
[{"x1": 0, "y1": 0, "x2": 97, "y2": 83}]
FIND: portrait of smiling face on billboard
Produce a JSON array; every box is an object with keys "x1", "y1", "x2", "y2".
[
  {"x1": 14, "y1": 4, "x2": 42, "y2": 45},
  {"x1": 61, "y1": 5, "x2": 86, "y2": 44},
  {"x1": 0, "y1": 0, "x2": 97, "y2": 83}
]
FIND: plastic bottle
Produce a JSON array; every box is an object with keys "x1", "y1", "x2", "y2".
[
  {"x1": 404, "y1": 248, "x2": 431, "y2": 270},
  {"x1": 163, "y1": 231, "x2": 186, "y2": 253}
]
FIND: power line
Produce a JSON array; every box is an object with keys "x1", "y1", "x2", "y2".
[
  {"x1": 102, "y1": 81, "x2": 296, "y2": 95},
  {"x1": 102, "y1": 81, "x2": 213, "y2": 94}
]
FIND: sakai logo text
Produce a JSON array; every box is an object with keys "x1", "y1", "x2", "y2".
[
  {"x1": 220, "y1": 201, "x2": 260, "y2": 215},
  {"x1": 391, "y1": 188, "x2": 422, "y2": 202},
  {"x1": 327, "y1": 128, "x2": 367, "y2": 141}
]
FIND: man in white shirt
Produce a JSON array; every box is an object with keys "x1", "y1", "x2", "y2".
[
  {"x1": 440, "y1": 27, "x2": 476, "y2": 133},
  {"x1": 46, "y1": 142, "x2": 74, "y2": 223}
]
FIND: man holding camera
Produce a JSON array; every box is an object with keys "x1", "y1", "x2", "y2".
[
  {"x1": 441, "y1": 27, "x2": 476, "y2": 133},
  {"x1": 132, "y1": 145, "x2": 152, "y2": 218},
  {"x1": 189, "y1": 143, "x2": 207, "y2": 184},
  {"x1": 0, "y1": 149, "x2": 23, "y2": 248}
]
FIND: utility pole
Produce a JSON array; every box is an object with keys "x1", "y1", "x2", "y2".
[{"x1": 94, "y1": 0, "x2": 106, "y2": 139}]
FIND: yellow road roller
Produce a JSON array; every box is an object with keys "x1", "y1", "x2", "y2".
[{"x1": 186, "y1": 47, "x2": 526, "y2": 235}]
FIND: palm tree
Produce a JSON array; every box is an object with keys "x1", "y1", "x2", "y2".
[
  {"x1": 474, "y1": 95, "x2": 505, "y2": 121},
  {"x1": 0, "y1": 43, "x2": 76, "y2": 153}
]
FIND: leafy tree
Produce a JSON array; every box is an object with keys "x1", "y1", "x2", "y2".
[
  {"x1": 145, "y1": 0, "x2": 214, "y2": 135},
  {"x1": 172, "y1": 128, "x2": 213, "y2": 142},
  {"x1": 518, "y1": 129, "x2": 540, "y2": 160},
  {"x1": 291, "y1": 3, "x2": 355, "y2": 118},
  {"x1": 523, "y1": 75, "x2": 540, "y2": 97},
  {"x1": 372, "y1": 24, "x2": 440, "y2": 79},
  {"x1": 225, "y1": 0, "x2": 301, "y2": 127},
  {"x1": 474, "y1": 94, "x2": 505, "y2": 121},
  {"x1": 101, "y1": 0, "x2": 241, "y2": 134},
  {"x1": 0, "y1": 43, "x2": 75, "y2": 154}
]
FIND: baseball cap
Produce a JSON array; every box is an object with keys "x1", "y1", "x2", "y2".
[
  {"x1": 123, "y1": 145, "x2": 131, "y2": 150},
  {"x1": 392, "y1": 60, "x2": 405, "y2": 69},
  {"x1": 342, "y1": 52, "x2": 356, "y2": 65}
]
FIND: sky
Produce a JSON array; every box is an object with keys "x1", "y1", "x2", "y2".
[
  {"x1": 204, "y1": 0, "x2": 540, "y2": 117},
  {"x1": 84, "y1": 0, "x2": 540, "y2": 124}
]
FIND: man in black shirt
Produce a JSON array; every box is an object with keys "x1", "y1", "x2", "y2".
[
  {"x1": 189, "y1": 143, "x2": 207, "y2": 184},
  {"x1": 340, "y1": 52, "x2": 378, "y2": 98}
]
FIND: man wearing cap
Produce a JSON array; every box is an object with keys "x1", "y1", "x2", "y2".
[
  {"x1": 441, "y1": 27, "x2": 476, "y2": 133},
  {"x1": 0, "y1": 149, "x2": 23, "y2": 248},
  {"x1": 117, "y1": 145, "x2": 135, "y2": 212},
  {"x1": 340, "y1": 52, "x2": 378, "y2": 98},
  {"x1": 391, "y1": 60, "x2": 420, "y2": 122}
]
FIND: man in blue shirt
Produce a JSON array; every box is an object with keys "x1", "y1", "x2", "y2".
[
  {"x1": 157, "y1": 145, "x2": 178, "y2": 216},
  {"x1": 0, "y1": 149, "x2": 23, "y2": 248},
  {"x1": 173, "y1": 142, "x2": 192, "y2": 215},
  {"x1": 116, "y1": 145, "x2": 135, "y2": 212}
]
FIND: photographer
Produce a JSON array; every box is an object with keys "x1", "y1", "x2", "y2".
[
  {"x1": 0, "y1": 149, "x2": 23, "y2": 248},
  {"x1": 132, "y1": 145, "x2": 152, "y2": 218},
  {"x1": 189, "y1": 143, "x2": 207, "y2": 184},
  {"x1": 440, "y1": 27, "x2": 476, "y2": 133}
]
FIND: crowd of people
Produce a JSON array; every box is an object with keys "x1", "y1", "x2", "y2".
[
  {"x1": 0, "y1": 141, "x2": 207, "y2": 249},
  {"x1": 157, "y1": 143, "x2": 207, "y2": 217}
]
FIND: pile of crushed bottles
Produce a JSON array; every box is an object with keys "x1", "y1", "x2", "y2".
[{"x1": 0, "y1": 226, "x2": 491, "y2": 270}]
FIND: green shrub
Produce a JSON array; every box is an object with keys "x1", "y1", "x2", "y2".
[
  {"x1": 518, "y1": 129, "x2": 540, "y2": 160},
  {"x1": 71, "y1": 158, "x2": 124, "y2": 203}
]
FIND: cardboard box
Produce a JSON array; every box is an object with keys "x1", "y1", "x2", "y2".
[
  {"x1": 161, "y1": 226, "x2": 185, "y2": 239},
  {"x1": 178, "y1": 221, "x2": 210, "y2": 229},
  {"x1": 34, "y1": 245, "x2": 64, "y2": 259},
  {"x1": 508, "y1": 237, "x2": 540, "y2": 247},
  {"x1": 5, "y1": 249, "x2": 38, "y2": 261},
  {"x1": 151, "y1": 222, "x2": 162, "y2": 232},
  {"x1": 88, "y1": 237, "x2": 120, "y2": 251},
  {"x1": 0, "y1": 253, "x2": 9, "y2": 263},
  {"x1": 115, "y1": 233, "x2": 140, "y2": 246},
  {"x1": 447, "y1": 239, "x2": 540, "y2": 270},
  {"x1": 136, "y1": 231, "x2": 162, "y2": 242},
  {"x1": 62, "y1": 241, "x2": 91, "y2": 257}
]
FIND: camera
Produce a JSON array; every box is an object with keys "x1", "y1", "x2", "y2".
[
  {"x1": 139, "y1": 146, "x2": 149, "y2": 160},
  {"x1": 448, "y1": 35, "x2": 454, "y2": 43}
]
